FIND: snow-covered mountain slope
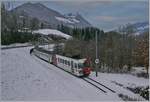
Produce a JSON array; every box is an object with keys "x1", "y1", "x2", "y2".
[
  {"x1": 64, "y1": 13, "x2": 91, "y2": 28},
  {"x1": 32, "y1": 29, "x2": 72, "y2": 39},
  {"x1": 114, "y1": 21, "x2": 149, "y2": 35},
  {"x1": 132, "y1": 21, "x2": 149, "y2": 35},
  {"x1": 55, "y1": 16, "x2": 75, "y2": 24},
  {"x1": 11, "y1": 3, "x2": 91, "y2": 28}
]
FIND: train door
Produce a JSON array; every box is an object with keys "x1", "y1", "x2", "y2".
[
  {"x1": 71, "y1": 61, "x2": 74, "y2": 73},
  {"x1": 52, "y1": 55, "x2": 57, "y2": 66}
]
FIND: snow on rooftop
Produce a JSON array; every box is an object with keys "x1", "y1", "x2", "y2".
[{"x1": 32, "y1": 29, "x2": 72, "y2": 39}]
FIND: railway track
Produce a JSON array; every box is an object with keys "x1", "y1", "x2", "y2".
[
  {"x1": 32, "y1": 52, "x2": 116, "y2": 94},
  {"x1": 84, "y1": 77, "x2": 116, "y2": 93},
  {"x1": 82, "y1": 78, "x2": 106, "y2": 93}
]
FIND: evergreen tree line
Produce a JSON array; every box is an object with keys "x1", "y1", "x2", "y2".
[
  {"x1": 1, "y1": 3, "x2": 42, "y2": 45},
  {"x1": 1, "y1": 31, "x2": 40, "y2": 45},
  {"x1": 57, "y1": 24, "x2": 104, "y2": 41}
]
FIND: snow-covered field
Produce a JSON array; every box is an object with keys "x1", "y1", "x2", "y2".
[
  {"x1": 90, "y1": 72, "x2": 148, "y2": 101},
  {"x1": 1, "y1": 43, "x2": 32, "y2": 48},
  {"x1": 1, "y1": 47, "x2": 149, "y2": 101}
]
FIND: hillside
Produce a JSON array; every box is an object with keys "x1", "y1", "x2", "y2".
[
  {"x1": 132, "y1": 21, "x2": 149, "y2": 35},
  {"x1": 114, "y1": 21, "x2": 149, "y2": 35},
  {"x1": 11, "y1": 2, "x2": 92, "y2": 29}
]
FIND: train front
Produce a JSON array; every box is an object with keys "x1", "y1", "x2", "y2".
[{"x1": 78, "y1": 58, "x2": 91, "y2": 76}]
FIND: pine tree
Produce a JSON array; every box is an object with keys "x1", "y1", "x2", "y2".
[{"x1": 134, "y1": 32, "x2": 149, "y2": 74}]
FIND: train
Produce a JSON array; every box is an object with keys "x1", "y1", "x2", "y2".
[{"x1": 30, "y1": 47, "x2": 91, "y2": 77}]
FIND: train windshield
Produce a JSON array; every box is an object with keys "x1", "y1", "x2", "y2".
[
  {"x1": 84, "y1": 61, "x2": 90, "y2": 67},
  {"x1": 78, "y1": 63, "x2": 84, "y2": 68},
  {"x1": 78, "y1": 62, "x2": 90, "y2": 68}
]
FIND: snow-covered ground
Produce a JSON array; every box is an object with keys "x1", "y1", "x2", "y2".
[
  {"x1": 1, "y1": 43, "x2": 32, "y2": 48},
  {"x1": 1, "y1": 47, "x2": 149, "y2": 101},
  {"x1": 131, "y1": 67, "x2": 147, "y2": 74},
  {"x1": 89, "y1": 72, "x2": 148, "y2": 101},
  {"x1": 1, "y1": 47, "x2": 120, "y2": 101}
]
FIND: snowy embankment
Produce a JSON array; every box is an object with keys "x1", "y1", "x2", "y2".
[
  {"x1": 1, "y1": 43, "x2": 32, "y2": 49},
  {"x1": 89, "y1": 72, "x2": 148, "y2": 101},
  {"x1": 1, "y1": 47, "x2": 121, "y2": 101}
]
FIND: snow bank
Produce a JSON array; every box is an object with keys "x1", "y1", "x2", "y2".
[
  {"x1": 131, "y1": 67, "x2": 147, "y2": 74},
  {"x1": 32, "y1": 29, "x2": 72, "y2": 39},
  {"x1": 89, "y1": 72, "x2": 148, "y2": 101},
  {"x1": 1, "y1": 43, "x2": 32, "y2": 49}
]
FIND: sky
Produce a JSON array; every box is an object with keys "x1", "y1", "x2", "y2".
[{"x1": 3, "y1": 0, "x2": 149, "y2": 31}]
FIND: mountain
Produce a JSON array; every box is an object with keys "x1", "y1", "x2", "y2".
[
  {"x1": 11, "y1": 2, "x2": 91, "y2": 29},
  {"x1": 114, "y1": 21, "x2": 149, "y2": 35},
  {"x1": 63, "y1": 13, "x2": 92, "y2": 28},
  {"x1": 131, "y1": 21, "x2": 149, "y2": 35}
]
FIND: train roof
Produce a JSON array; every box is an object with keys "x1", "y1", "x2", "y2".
[
  {"x1": 78, "y1": 59, "x2": 87, "y2": 63},
  {"x1": 34, "y1": 47, "x2": 54, "y2": 54},
  {"x1": 56, "y1": 54, "x2": 86, "y2": 62},
  {"x1": 34, "y1": 47, "x2": 87, "y2": 61}
]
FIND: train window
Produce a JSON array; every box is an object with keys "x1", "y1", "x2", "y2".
[
  {"x1": 75, "y1": 63, "x2": 77, "y2": 68},
  {"x1": 65, "y1": 60, "x2": 67, "y2": 65},
  {"x1": 84, "y1": 61, "x2": 90, "y2": 67},
  {"x1": 68, "y1": 61, "x2": 70, "y2": 66},
  {"x1": 63, "y1": 59, "x2": 64, "y2": 64},
  {"x1": 62, "y1": 59, "x2": 64, "y2": 64},
  {"x1": 64, "y1": 60, "x2": 66, "y2": 64},
  {"x1": 61, "y1": 59, "x2": 63, "y2": 63},
  {"x1": 60, "y1": 59, "x2": 62, "y2": 63},
  {"x1": 78, "y1": 63, "x2": 84, "y2": 68}
]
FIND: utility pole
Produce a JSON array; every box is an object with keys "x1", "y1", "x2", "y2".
[{"x1": 95, "y1": 31, "x2": 99, "y2": 77}]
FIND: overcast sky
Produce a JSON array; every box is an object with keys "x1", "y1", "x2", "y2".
[{"x1": 4, "y1": 0, "x2": 149, "y2": 31}]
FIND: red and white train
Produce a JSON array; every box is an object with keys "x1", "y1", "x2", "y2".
[{"x1": 31, "y1": 47, "x2": 91, "y2": 77}]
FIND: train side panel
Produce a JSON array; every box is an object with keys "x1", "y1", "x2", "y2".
[
  {"x1": 55, "y1": 54, "x2": 84, "y2": 76},
  {"x1": 33, "y1": 49, "x2": 52, "y2": 63},
  {"x1": 32, "y1": 48, "x2": 90, "y2": 77}
]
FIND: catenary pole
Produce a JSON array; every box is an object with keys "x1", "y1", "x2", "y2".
[{"x1": 95, "y1": 31, "x2": 98, "y2": 77}]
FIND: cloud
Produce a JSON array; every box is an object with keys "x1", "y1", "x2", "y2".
[
  {"x1": 94, "y1": 16, "x2": 117, "y2": 21},
  {"x1": 94, "y1": 15, "x2": 139, "y2": 22}
]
